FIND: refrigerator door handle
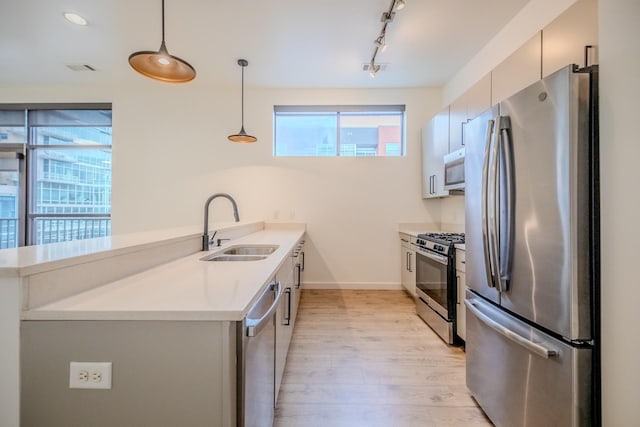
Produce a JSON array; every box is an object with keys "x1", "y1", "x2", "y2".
[
  {"x1": 465, "y1": 299, "x2": 559, "y2": 359},
  {"x1": 481, "y1": 119, "x2": 496, "y2": 288},
  {"x1": 499, "y1": 116, "x2": 515, "y2": 288},
  {"x1": 488, "y1": 116, "x2": 503, "y2": 292}
]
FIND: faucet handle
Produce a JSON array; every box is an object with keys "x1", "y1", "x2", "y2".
[{"x1": 216, "y1": 238, "x2": 231, "y2": 247}]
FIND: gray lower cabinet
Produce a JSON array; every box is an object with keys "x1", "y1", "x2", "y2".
[
  {"x1": 21, "y1": 241, "x2": 307, "y2": 427},
  {"x1": 275, "y1": 239, "x2": 304, "y2": 404},
  {"x1": 274, "y1": 256, "x2": 294, "y2": 404},
  {"x1": 21, "y1": 320, "x2": 238, "y2": 427}
]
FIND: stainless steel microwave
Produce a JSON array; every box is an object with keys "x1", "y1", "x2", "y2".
[{"x1": 443, "y1": 148, "x2": 465, "y2": 190}]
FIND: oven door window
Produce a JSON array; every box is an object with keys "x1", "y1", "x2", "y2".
[{"x1": 416, "y1": 251, "x2": 448, "y2": 309}]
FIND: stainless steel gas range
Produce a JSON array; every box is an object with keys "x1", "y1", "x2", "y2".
[{"x1": 414, "y1": 232, "x2": 465, "y2": 345}]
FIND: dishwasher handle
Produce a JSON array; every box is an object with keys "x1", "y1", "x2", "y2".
[{"x1": 246, "y1": 281, "x2": 283, "y2": 337}]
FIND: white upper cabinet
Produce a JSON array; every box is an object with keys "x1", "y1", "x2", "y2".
[
  {"x1": 449, "y1": 73, "x2": 491, "y2": 152},
  {"x1": 542, "y1": 0, "x2": 598, "y2": 77},
  {"x1": 491, "y1": 32, "x2": 542, "y2": 103},
  {"x1": 448, "y1": 99, "x2": 466, "y2": 154},
  {"x1": 422, "y1": 108, "x2": 451, "y2": 199}
]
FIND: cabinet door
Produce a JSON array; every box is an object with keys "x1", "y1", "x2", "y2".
[
  {"x1": 449, "y1": 98, "x2": 466, "y2": 153},
  {"x1": 450, "y1": 73, "x2": 491, "y2": 152},
  {"x1": 422, "y1": 107, "x2": 450, "y2": 198},
  {"x1": 465, "y1": 73, "x2": 492, "y2": 121},
  {"x1": 542, "y1": 0, "x2": 598, "y2": 77},
  {"x1": 456, "y1": 270, "x2": 466, "y2": 341},
  {"x1": 492, "y1": 32, "x2": 542, "y2": 103},
  {"x1": 400, "y1": 243, "x2": 416, "y2": 297},
  {"x1": 275, "y1": 262, "x2": 293, "y2": 404}
]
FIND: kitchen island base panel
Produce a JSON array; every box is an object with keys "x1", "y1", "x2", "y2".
[{"x1": 21, "y1": 320, "x2": 237, "y2": 427}]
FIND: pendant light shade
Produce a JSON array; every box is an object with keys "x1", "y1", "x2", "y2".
[
  {"x1": 228, "y1": 59, "x2": 257, "y2": 143},
  {"x1": 128, "y1": 0, "x2": 195, "y2": 83}
]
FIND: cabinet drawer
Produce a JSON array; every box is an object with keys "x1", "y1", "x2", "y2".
[
  {"x1": 456, "y1": 249, "x2": 466, "y2": 272},
  {"x1": 399, "y1": 233, "x2": 417, "y2": 248}
]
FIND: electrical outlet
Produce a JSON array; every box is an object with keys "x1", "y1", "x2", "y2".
[{"x1": 69, "y1": 362, "x2": 112, "y2": 389}]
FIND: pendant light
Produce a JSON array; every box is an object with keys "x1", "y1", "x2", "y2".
[
  {"x1": 228, "y1": 59, "x2": 257, "y2": 143},
  {"x1": 128, "y1": 0, "x2": 196, "y2": 83}
]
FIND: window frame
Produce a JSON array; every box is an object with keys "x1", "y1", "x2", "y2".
[
  {"x1": 0, "y1": 103, "x2": 112, "y2": 247},
  {"x1": 273, "y1": 105, "x2": 406, "y2": 157}
]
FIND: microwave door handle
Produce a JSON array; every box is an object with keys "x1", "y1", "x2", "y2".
[
  {"x1": 499, "y1": 116, "x2": 515, "y2": 289},
  {"x1": 481, "y1": 119, "x2": 496, "y2": 288},
  {"x1": 488, "y1": 116, "x2": 504, "y2": 293}
]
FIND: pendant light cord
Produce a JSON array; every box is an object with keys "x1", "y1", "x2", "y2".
[
  {"x1": 161, "y1": 0, "x2": 165, "y2": 42},
  {"x1": 241, "y1": 64, "x2": 245, "y2": 126}
]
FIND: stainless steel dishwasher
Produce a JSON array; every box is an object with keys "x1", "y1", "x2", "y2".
[{"x1": 237, "y1": 280, "x2": 283, "y2": 427}]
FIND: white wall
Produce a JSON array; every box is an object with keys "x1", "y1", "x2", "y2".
[
  {"x1": 1, "y1": 83, "x2": 443, "y2": 289},
  {"x1": 440, "y1": 196, "x2": 465, "y2": 232},
  {"x1": 599, "y1": 0, "x2": 640, "y2": 424},
  {"x1": 112, "y1": 85, "x2": 443, "y2": 288}
]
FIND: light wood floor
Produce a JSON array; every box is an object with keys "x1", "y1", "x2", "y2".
[{"x1": 274, "y1": 289, "x2": 493, "y2": 427}]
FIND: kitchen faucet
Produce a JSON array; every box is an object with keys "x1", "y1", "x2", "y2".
[{"x1": 203, "y1": 193, "x2": 240, "y2": 251}]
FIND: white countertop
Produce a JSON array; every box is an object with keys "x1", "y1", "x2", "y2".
[
  {"x1": 0, "y1": 221, "x2": 262, "y2": 278},
  {"x1": 22, "y1": 226, "x2": 305, "y2": 322}
]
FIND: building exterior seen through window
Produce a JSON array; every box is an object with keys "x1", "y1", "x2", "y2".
[
  {"x1": 0, "y1": 107, "x2": 112, "y2": 249},
  {"x1": 274, "y1": 105, "x2": 405, "y2": 157}
]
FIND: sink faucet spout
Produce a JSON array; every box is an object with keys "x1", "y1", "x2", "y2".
[{"x1": 203, "y1": 193, "x2": 240, "y2": 251}]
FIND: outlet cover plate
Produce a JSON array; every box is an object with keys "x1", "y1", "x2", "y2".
[{"x1": 69, "y1": 362, "x2": 112, "y2": 389}]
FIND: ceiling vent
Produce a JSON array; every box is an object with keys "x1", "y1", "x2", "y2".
[
  {"x1": 362, "y1": 63, "x2": 388, "y2": 72},
  {"x1": 66, "y1": 64, "x2": 96, "y2": 72}
]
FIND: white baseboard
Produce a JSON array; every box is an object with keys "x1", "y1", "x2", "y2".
[{"x1": 301, "y1": 282, "x2": 403, "y2": 290}]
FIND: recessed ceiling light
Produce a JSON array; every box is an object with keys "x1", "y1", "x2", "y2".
[{"x1": 63, "y1": 12, "x2": 88, "y2": 26}]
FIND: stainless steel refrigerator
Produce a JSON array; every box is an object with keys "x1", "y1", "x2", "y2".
[{"x1": 464, "y1": 64, "x2": 599, "y2": 426}]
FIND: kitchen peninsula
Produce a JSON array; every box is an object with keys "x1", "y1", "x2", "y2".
[{"x1": 1, "y1": 221, "x2": 306, "y2": 427}]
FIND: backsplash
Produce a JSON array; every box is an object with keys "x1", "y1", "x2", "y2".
[{"x1": 440, "y1": 196, "x2": 465, "y2": 233}]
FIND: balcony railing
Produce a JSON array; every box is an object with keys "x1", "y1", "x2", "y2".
[
  {"x1": 0, "y1": 218, "x2": 18, "y2": 249},
  {"x1": 0, "y1": 216, "x2": 111, "y2": 249},
  {"x1": 33, "y1": 216, "x2": 111, "y2": 245}
]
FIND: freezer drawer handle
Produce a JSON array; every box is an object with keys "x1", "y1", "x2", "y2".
[
  {"x1": 246, "y1": 281, "x2": 284, "y2": 337},
  {"x1": 465, "y1": 299, "x2": 558, "y2": 359}
]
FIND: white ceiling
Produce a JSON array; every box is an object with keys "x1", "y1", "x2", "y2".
[{"x1": 0, "y1": 0, "x2": 530, "y2": 89}]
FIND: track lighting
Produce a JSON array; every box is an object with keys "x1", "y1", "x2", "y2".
[
  {"x1": 367, "y1": 0, "x2": 406, "y2": 79},
  {"x1": 369, "y1": 62, "x2": 381, "y2": 78},
  {"x1": 374, "y1": 34, "x2": 387, "y2": 53}
]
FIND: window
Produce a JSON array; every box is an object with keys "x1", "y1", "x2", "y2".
[
  {"x1": 0, "y1": 106, "x2": 112, "y2": 248},
  {"x1": 274, "y1": 105, "x2": 405, "y2": 157}
]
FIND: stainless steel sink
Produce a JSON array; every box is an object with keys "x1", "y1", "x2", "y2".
[
  {"x1": 201, "y1": 254, "x2": 268, "y2": 262},
  {"x1": 223, "y1": 245, "x2": 279, "y2": 256}
]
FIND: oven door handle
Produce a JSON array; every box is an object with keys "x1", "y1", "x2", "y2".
[{"x1": 416, "y1": 249, "x2": 448, "y2": 265}]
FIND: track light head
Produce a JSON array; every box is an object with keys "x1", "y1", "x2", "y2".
[
  {"x1": 381, "y1": 11, "x2": 395, "y2": 23},
  {"x1": 396, "y1": 0, "x2": 406, "y2": 11},
  {"x1": 369, "y1": 63, "x2": 381, "y2": 78}
]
